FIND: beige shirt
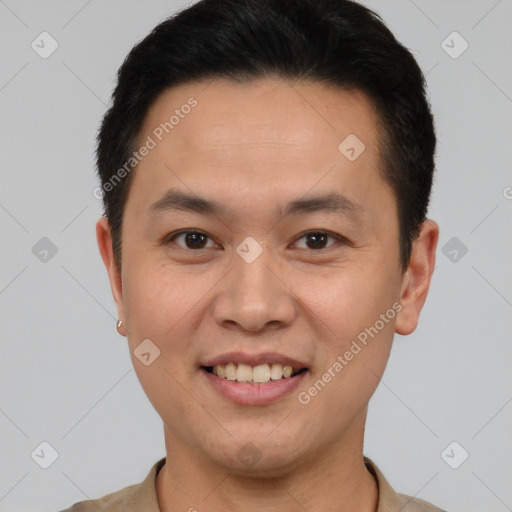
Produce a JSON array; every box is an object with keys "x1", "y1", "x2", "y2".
[{"x1": 58, "y1": 456, "x2": 445, "y2": 511}]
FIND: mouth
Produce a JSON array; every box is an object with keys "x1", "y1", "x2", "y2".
[
  {"x1": 199, "y1": 352, "x2": 310, "y2": 404},
  {"x1": 202, "y1": 363, "x2": 309, "y2": 385}
]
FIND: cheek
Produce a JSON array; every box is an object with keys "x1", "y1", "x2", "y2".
[
  {"x1": 123, "y1": 258, "x2": 193, "y2": 334},
  {"x1": 122, "y1": 263, "x2": 196, "y2": 418},
  {"x1": 297, "y1": 266, "x2": 395, "y2": 343},
  {"x1": 295, "y1": 265, "x2": 398, "y2": 394},
  {"x1": 122, "y1": 261, "x2": 195, "y2": 391},
  {"x1": 130, "y1": 352, "x2": 194, "y2": 438},
  {"x1": 295, "y1": 311, "x2": 395, "y2": 436}
]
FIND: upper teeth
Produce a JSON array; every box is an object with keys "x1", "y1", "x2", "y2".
[{"x1": 212, "y1": 363, "x2": 299, "y2": 383}]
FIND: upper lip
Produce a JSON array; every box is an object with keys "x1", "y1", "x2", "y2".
[{"x1": 201, "y1": 351, "x2": 309, "y2": 369}]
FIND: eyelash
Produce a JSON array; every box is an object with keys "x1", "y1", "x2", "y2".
[{"x1": 163, "y1": 229, "x2": 350, "y2": 251}]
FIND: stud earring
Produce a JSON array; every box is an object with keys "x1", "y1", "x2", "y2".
[{"x1": 116, "y1": 320, "x2": 125, "y2": 336}]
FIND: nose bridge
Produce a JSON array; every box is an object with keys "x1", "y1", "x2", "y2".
[
  {"x1": 213, "y1": 238, "x2": 295, "y2": 332},
  {"x1": 236, "y1": 241, "x2": 273, "y2": 295}
]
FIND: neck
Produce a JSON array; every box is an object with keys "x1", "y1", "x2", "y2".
[{"x1": 156, "y1": 415, "x2": 378, "y2": 512}]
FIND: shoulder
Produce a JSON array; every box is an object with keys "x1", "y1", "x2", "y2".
[
  {"x1": 364, "y1": 456, "x2": 446, "y2": 512},
  {"x1": 56, "y1": 482, "x2": 137, "y2": 512},
  {"x1": 396, "y1": 492, "x2": 447, "y2": 512},
  {"x1": 56, "y1": 457, "x2": 166, "y2": 512}
]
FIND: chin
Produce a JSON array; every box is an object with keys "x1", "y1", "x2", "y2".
[{"x1": 206, "y1": 437, "x2": 307, "y2": 478}]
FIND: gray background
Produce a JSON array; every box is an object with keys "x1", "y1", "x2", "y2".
[{"x1": 1, "y1": 1, "x2": 511, "y2": 511}]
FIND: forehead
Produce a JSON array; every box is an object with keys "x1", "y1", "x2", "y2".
[
  {"x1": 139, "y1": 78, "x2": 380, "y2": 155},
  {"x1": 127, "y1": 78, "x2": 389, "y2": 222}
]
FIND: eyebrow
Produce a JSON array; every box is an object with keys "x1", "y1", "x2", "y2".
[{"x1": 147, "y1": 188, "x2": 365, "y2": 222}]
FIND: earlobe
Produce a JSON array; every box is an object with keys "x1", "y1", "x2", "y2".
[
  {"x1": 395, "y1": 219, "x2": 439, "y2": 336},
  {"x1": 96, "y1": 217, "x2": 125, "y2": 320}
]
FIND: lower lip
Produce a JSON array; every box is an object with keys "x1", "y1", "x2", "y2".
[{"x1": 200, "y1": 368, "x2": 308, "y2": 405}]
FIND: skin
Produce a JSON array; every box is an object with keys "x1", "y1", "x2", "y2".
[{"x1": 97, "y1": 78, "x2": 439, "y2": 512}]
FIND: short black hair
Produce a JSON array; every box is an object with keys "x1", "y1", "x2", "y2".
[{"x1": 96, "y1": 0, "x2": 436, "y2": 272}]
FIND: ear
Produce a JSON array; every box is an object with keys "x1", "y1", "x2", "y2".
[
  {"x1": 395, "y1": 219, "x2": 439, "y2": 336},
  {"x1": 96, "y1": 217, "x2": 125, "y2": 327}
]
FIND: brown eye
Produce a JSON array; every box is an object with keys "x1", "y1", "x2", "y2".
[
  {"x1": 294, "y1": 231, "x2": 344, "y2": 250},
  {"x1": 167, "y1": 231, "x2": 216, "y2": 250},
  {"x1": 305, "y1": 232, "x2": 329, "y2": 249}
]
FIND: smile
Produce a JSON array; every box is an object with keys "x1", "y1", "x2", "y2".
[
  {"x1": 204, "y1": 362, "x2": 308, "y2": 384},
  {"x1": 201, "y1": 364, "x2": 309, "y2": 405}
]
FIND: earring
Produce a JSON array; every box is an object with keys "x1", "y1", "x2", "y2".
[{"x1": 116, "y1": 320, "x2": 125, "y2": 336}]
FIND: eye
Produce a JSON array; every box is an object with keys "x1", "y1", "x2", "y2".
[
  {"x1": 165, "y1": 230, "x2": 218, "y2": 250},
  {"x1": 163, "y1": 229, "x2": 349, "y2": 252},
  {"x1": 293, "y1": 231, "x2": 347, "y2": 250}
]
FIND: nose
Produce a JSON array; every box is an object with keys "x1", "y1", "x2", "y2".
[{"x1": 212, "y1": 241, "x2": 297, "y2": 334}]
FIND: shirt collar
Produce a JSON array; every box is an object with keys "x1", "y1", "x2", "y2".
[
  {"x1": 364, "y1": 456, "x2": 400, "y2": 512},
  {"x1": 129, "y1": 456, "x2": 401, "y2": 511}
]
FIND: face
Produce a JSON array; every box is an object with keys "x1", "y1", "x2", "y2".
[{"x1": 97, "y1": 78, "x2": 438, "y2": 476}]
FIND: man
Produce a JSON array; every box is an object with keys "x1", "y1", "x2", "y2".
[{"x1": 61, "y1": 0, "x2": 443, "y2": 510}]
